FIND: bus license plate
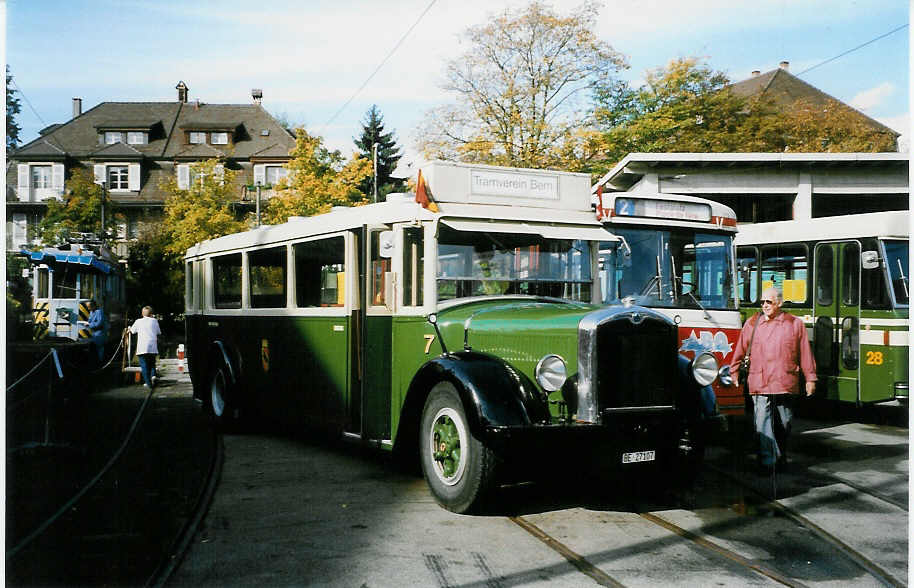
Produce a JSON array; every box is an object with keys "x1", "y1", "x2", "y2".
[{"x1": 622, "y1": 450, "x2": 656, "y2": 464}]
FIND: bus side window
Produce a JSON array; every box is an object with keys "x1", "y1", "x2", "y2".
[
  {"x1": 403, "y1": 227, "x2": 424, "y2": 307},
  {"x1": 212, "y1": 253, "x2": 243, "y2": 309},
  {"x1": 369, "y1": 231, "x2": 390, "y2": 307},
  {"x1": 761, "y1": 243, "x2": 808, "y2": 304},
  {"x1": 841, "y1": 244, "x2": 859, "y2": 306},
  {"x1": 816, "y1": 246, "x2": 834, "y2": 306},
  {"x1": 294, "y1": 236, "x2": 345, "y2": 307},
  {"x1": 186, "y1": 261, "x2": 194, "y2": 310},
  {"x1": 249, "y1": 246, "x2": 288, "y2": 308},
  {"x1": 736, "y1": 246, "x2": 758, "y2": 304}
]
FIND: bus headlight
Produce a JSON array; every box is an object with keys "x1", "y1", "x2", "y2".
[
  {"x1": 691, "y1": 352, "x2": 718, "y2": 387},
  {"x1": 535, "y1": 354, "x2": 567, "y2": 392}
]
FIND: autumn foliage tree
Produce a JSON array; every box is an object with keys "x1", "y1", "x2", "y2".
[
  {"x1": 264, "y1": 128, "x2": 371, "y2": 224},
  {"x1": 416, "y1": 1, "x2": 627, "y2": 169},
  {"x1": 590, "y1": 57, "x2": 898, "y2": 175},
  {"x1": 161, "y1": 159, "x2": 247, "y2": 256}
]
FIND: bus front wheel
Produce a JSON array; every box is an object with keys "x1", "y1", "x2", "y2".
[{"x1": 420, "y1": 382, "x2": 498, "y2": 514}]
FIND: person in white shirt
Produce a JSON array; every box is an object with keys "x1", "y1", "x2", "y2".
[{"x1": 130, "y1": 305, "x2": 162, "y2": 389}]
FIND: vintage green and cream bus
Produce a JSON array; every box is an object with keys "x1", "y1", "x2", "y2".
[
  {"x1": 735, "y1": 211, "x2": 909, "y2": 405},
  {"x1": 184, "y1": 161, "x2": 719, "y2": 513}
]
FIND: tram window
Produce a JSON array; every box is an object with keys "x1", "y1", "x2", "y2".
[
  {"x1": 294, "y1": 237, "x2": 345, "y2": 307},
  {"x1": 37, "y1": 268, "x2": 49, "y2": 298},
  {"x1": 816, "y1": 246, "x2": 834, "y2": 306},
  {"x1": 403, "y1": 227, "x2": 424, "y2": 307},
  {"x1": 53, "y1": 269, "x2": 77, "y2": 299},
  {"x1": 80, "y1": 272, "x2": 98, "y2": 301},
  {"x1": 761, "y1": 243, "x2": 807, "y2": 303},
  {"x1": 249, "y1": 246, "x2": 287, "y2": 308},
  {"x1": 841, "y1": 244, "x2": 859, "y2": 306},
  {"x1": 736, "y1": 246, "x2": 759, "y2": 304},
  {"x1": 212, "y1": 253, "x2": 242, "y2": 309}
]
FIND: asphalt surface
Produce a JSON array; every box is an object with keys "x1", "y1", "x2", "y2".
[{"x1": 6, "y1": 358, "x2": 215, "y2": 587}]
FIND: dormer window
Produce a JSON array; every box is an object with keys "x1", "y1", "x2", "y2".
[
  {"x1": 189, "y1": 131, "x2": 207, "y2": 144},
  {"x1": 105, "y1": 131, "x2": 124, "y2": 144},
  {"x1": 211, "y1": 132, "x2": 229, "y2": 145},
  {"x1": 127, "y1": 131, "x2": 147, "y2": 145}
]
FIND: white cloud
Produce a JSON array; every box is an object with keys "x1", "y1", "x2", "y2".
[{"x1": 850, "y1": 82, "x2": 896, "y2": 111}]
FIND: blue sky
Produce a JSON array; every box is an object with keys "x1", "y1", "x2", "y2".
[{"x1": 6, "y1": 0, "x2": 910, "y2": 161}]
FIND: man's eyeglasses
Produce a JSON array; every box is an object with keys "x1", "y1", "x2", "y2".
[{"x1": 761, "y1": 299, "x2": 776, "y2": 305}]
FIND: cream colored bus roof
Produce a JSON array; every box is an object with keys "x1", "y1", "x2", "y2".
[{"x1": 735, "y1": 211, "x2": 909, "y2": 245}]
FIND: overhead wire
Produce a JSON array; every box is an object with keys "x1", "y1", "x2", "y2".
[
  {"x1": 796, "y1": 23, "x2": 909, "y2": 77},
  {"x1": 319, "y1": 0, "x2": 437, "y2": 134}
]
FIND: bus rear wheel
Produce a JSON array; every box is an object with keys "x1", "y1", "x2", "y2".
[
  {"x1": 210, "y1": 366, "x2": 241, "y2": 429},
  {"x1": 420, "y1": 382, "x2": 497, "y2": 514}
]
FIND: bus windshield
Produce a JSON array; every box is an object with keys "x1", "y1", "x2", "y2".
[
  {"x1": 599, "y1": 227, "x2": 735, "y2": 310},
  {"x1": 437, "y1": 225, "x2": 592, "y2": 302},
  {"x1": 883, "y1": 239, "x2": 909, "y2": 306}
]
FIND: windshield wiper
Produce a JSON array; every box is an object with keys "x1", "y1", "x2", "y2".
[{"x1": 896, "y1": 258, "x2": 909, "y2": 299}]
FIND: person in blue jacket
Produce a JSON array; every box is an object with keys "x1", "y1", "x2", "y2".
[{"x1": 87, "y1": 299, "x2": 107, "y2": 364}]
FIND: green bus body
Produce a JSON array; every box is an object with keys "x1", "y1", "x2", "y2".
[
  {"x1": 735, "y1": 212, "x2": 908, "y2": 405},
  {"x1": 185, "y1": 161, "x2": 717, "y2": 512}
]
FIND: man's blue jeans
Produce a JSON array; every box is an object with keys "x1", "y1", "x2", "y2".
[
  {"x1": 751, "y1": 394, "x2": 793, "y2": 466},
  {"x1": 138, "y1": 353, "x2": 157, "y2": 388}
]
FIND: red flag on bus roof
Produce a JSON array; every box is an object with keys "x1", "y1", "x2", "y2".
[
  {"x1": 415, "y1": 169, "x2": 439, "y2": 213},
  {"x1": 595, "y1": 184, "x2": 605, "y2": 220}
]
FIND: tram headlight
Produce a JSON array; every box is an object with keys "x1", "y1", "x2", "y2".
[
  {"x1": 535, "y1": 354, "x2": 567, "y2": 392},
  {"x1": 691, "y1": 352, "x2": 718, "y2": 387}
]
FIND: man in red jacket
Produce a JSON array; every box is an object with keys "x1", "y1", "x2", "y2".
[{"x1": 730, "y1": 287, "x2": 816, "y2": 473}]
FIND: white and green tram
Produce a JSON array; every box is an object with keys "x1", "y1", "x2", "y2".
[{"x1": 735, "y1": 211, "x2": 909, "y2": 405}]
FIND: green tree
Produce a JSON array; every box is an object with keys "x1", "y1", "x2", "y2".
[
  {"x1": 591, "y1": 57, "x2": 898, "y2": 175},
  {"x1": 126, "y1": 224, "x2": 184, "y2": 327},
  {"x1": 161, "y1": 159, "x2": 248, "y2": 256},
  {"x1": 7, "y1": 65, "x2": 21, "y2": 157},
  {"x1": 354, "y1": 105, "x2": 403, "y2": 198},
  {"x1": 37, "y1": 168, "x2": 119, "y2": 245},
  {"x1": 415, "y1": 1, "x2": 627, "y2": 169},
  {"x1": 264, "y1": 128, "x2": 371, "y2": 224}
]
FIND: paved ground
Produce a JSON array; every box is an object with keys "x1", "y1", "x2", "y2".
[{"x1": 6, "y1": 358, "x2": 216, "y2": 587}]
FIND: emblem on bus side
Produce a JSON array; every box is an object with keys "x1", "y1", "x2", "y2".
[
  {"x1": 261, "y1": 339, "x2": 270, "y2": 373},
  {"x1": 679, "y1": 330, "x2": 733, "y2": 356}
]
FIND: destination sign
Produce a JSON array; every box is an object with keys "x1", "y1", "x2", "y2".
[
  {"x1": 470, "y1": 169, "x2": 559, "y2": 200},
  {"x1": 615, "y1": 197, "x2": 711, "y2": 222}
]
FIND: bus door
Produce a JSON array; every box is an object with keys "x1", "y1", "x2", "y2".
[
  {"x1": 814, "y1": 241, "x2": 861, "y2": 403},
  {"x1": 355, "y1": 225, "x2": 394, "y2": 441}
]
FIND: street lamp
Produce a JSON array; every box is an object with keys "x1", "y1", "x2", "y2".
[
  {"x1": 99, "y1": 180, "x2": 107, "y2": 242},
  {"x1": 255, "y1": 181, "x2": 262, "y2": 227}
]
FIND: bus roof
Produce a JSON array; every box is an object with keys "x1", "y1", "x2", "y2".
[
  {"x1": 735, "y1": 210, "x2": 909, "y2": 245},
  {"x1": 185, "y1": 198, "x2": 615, "y2": 259}
]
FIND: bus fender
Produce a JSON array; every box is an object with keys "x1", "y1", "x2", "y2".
[
  {"x1": 402, "y1": 350, "x2": 550, "y2": 440},
  {"x1": 210, "y1": 340, "x2": 240, "y2": 386}
]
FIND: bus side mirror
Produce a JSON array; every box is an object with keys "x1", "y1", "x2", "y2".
[
  {"x1": 861, "y1": 250, "x2": 880, "y2": 270},
  {"x1": 379, "y1": 230, "x2": 395, "y2": 259}
]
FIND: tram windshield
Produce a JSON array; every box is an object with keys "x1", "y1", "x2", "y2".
[
  {"x1": 883, "y1": 239, "x2": 909, "y2": 306},
  {"x1": 599, "y1": 227, "x2": 735, "y2": 310},
  {"x1": 436, "y1": 225, "x2": 592, "y2": 302}
]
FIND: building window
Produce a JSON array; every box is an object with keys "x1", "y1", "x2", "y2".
[
  {"x1": 265, "y1": 165, "x2": 288, "y2": 186},
  {"x1": 189, "y1": 131, "x2": 206, "y2": 144},
  {"x1": 31, "y1": 165, "x2": 52, "y2": 189},
  {"x1": 105, "y1": 131, "x2": 124, "y2": 144},
  {"x1": 107, "y1": 166, "x2": 129, "y2": 190},
  {"x1": 211, "y1": 132, "x2": 229, "y2": 145},
  {"x1": 127, "y1": 131, "x2": 147, "y2": 145}
]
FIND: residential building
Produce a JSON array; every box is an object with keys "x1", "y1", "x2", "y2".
[{"x1": 7, "y1": 82, "x2": 296, "y2": 255}]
